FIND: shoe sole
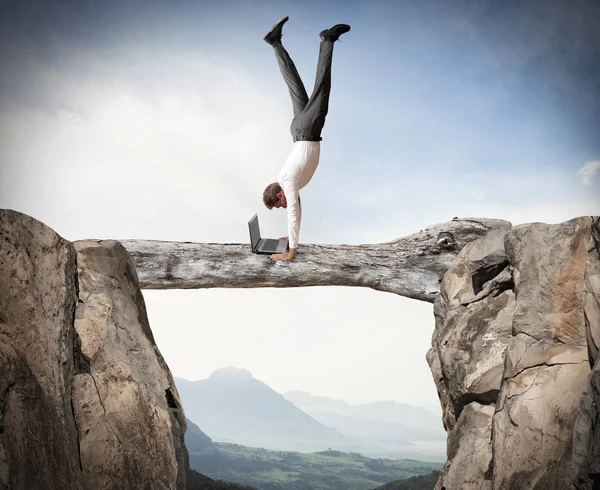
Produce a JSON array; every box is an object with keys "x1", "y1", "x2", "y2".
[
  {"x1": 320, "y1": 24, "x2": 351, "y2": 41},
  {"x1": 264, "y1": 16, "x2": 289, "y2": 40}
]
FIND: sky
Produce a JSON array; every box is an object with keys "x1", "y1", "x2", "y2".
[{"x1": 1, "y1": 0, "x2": 599, "y2": 417}]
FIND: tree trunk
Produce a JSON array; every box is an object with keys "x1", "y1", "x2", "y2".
[{"x1": 119, "y1": 218, "x2": 510, "y2": 303}]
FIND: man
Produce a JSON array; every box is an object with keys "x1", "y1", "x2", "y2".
[{"x1": 262, "y1": 17, "x2": 350, "y2": 261}]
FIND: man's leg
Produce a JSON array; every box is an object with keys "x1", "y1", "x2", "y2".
[
  {"x1": 294, "y1": 25, "x2": 350, "y2": 141},
  {"x1": 297, "y1": 40, "x2": 334, "y2": 140},
  {"x1": 271, "y1": 42, "x2": 309, "y2": 118}
]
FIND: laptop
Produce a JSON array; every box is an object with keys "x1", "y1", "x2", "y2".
[{"x1": 248, "y1": 214, "x2": 288, "y2": 255}]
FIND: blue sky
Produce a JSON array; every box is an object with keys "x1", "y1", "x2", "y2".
[{"x1": 1, "y1": 0, "x2": 599, "y2": 419}]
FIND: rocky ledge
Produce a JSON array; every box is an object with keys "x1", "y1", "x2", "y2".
[{"x1": 428, "y1": 216, "x2": 600, "y2": 490}]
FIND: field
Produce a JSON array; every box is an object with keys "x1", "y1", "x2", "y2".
[{"x1": 190, "y1": 444, "x2": 443, "y2": 490}]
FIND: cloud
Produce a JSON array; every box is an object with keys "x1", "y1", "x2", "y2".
[
  {"x1": 578, "y1": 161, "x2": 600, "y2": 186},
  {"x1": 0, "y1": 43, "x2": 294, "y2": 242}
]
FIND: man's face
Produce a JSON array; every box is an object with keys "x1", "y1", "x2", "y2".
[{"x1": 273, "y1": 191, "x2": 287, "y2": 209}]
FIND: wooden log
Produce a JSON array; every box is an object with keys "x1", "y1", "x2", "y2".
[{"x1": 118, "y1": 218, "x2": 511, "y2": 303}]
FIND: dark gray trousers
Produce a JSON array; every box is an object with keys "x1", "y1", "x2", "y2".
[{"x1": 272, "y1": 40, "x2": 335, "y2": 142}]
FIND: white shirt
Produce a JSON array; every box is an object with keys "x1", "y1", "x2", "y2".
[{"x1": 277, "y1": 141, "x2": 321, "y2": 249}]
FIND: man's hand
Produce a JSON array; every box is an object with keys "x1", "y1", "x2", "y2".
[{"x1": 271, "y1": 248, "x2": 296, "y2": 261}]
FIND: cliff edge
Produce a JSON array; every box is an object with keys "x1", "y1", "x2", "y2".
[{"x1": 0, "y1": 210, "x2": 188, "y2": 489}]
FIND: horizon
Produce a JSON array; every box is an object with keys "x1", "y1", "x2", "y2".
[{"x1": 2, "y1": 0, "x2": 599, "y2": 424}]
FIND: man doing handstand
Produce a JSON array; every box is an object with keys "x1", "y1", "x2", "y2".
[{"x1": 262, "y1": 17, "x2": 350, "y2": 261}]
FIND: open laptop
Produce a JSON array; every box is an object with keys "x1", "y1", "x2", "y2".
[{"x1": 248, "y1": 214, "x2": 288, "y2": 255}]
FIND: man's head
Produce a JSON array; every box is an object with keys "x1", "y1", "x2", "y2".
[{"x1": 263, "y1": 182, "x2": 287, "y2": 209}]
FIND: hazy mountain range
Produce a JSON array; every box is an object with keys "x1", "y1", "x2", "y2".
[
  {"x1": 175, "y1": 367, "x2": 446, "y2": 461},
  {"x1": 283, "y1": 390, "x2": 445, "y2": 442},
  {"x1": 283, "y1": 391, "x2": 441, "y2": 429},
  {"x1": 176, "y1": 367, "x2": 349, "y2": 453}
]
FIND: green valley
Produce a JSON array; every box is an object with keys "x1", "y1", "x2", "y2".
[{"x1": 190, "y1": 443, "x2": 442, "y2": 490}]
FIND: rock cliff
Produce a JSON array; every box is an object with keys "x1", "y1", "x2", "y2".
[
  {"x1": 0, "y1": 210, "x2": 188, "y2": 489},
  {"x1": 1, "y1": 208, "x2": 598, "y2": 489},
  {"x1": 428, "y1": 216, "x2": 600, "y2": 489}
]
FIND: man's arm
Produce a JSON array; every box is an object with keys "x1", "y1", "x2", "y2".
[
  {"x1": 271, "y1": 178, "x2": 300, "y2": 261},
  {"x1": 271, "y1": 236, "x2": 294, "y2": 261}
]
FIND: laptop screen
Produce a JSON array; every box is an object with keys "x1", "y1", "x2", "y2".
[{"x1": 248, "y1": 214, "x2": 261, "y2": 250}]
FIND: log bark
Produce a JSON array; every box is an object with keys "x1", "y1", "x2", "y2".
[{"x1": 119, "y1": 218, "x2": 511, "y2": 303}]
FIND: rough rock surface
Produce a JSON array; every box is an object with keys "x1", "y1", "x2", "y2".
[
  {"x1": 0, "y1": 210, "x2": 188, "y2": 489},
  {"x1": 495, "y1": 218, "x2": 593, "y2": 489},
  {"x1": 0, "y1": 210, "x2": 82, "y2": 489},
  {"x1": 506, "y1": 219, "x2": 591, "y2": 344},
  {"x1": 431, "y1": 217, "x2": 599, "y2": 490},
  {"x1": 587, "y1": 218, "x2": 600, "y2": 365},
  {"x1": 72, "y1": 240, "x2": 189, "y2": 489},
  {"x1": 427, "y1": 223, "x2": 514, "y2": 432},
  {"x1": 574, "y1": 217, "x2": 600, "y2": 489},
  {"x1": 577, "y1": 364, "x2": 600, "y2": 488},
  {"x1": 494, "y1": 340, "x2": 588, "y2": 488},
  {"x1": 434, "y1": 402, "x2": 494, "y2": 490}
]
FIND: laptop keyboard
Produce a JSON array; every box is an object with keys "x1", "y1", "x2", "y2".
[{"x1": 262, "y1": 239, "x2": 280, "y2": 252}]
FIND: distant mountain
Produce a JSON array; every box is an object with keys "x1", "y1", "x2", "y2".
[
  {"x1": 176, "y1": 369, "x2": 445, "y2": 460},
  {"x1": 175, "y1": 368, "x2": 350, "y2": 453},
  {"x1": 184, "y1": 423, "x2": 259, "y2": 490},
  {"x1": 303, "y1": 410, "x2": 442, "y2": 442},
  {"x1": 283, "y1": 391, "x2": 443, "y2": 432},
  {"x1": 282, "y1": 391, "x2": 446, "y2": 460},
  {"x1": 186, "y1": 418, "x2": 218, "y2": 457}
]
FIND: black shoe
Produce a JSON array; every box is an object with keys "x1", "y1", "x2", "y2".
[
  {"x1": 264, "y1": 16, "x2": 289, "y2": 45},
  {"x1": 319, "y1": 24, "x2": 351, "y2": 42}
]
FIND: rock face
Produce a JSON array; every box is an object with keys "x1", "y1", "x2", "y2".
[
  {"x1": 0, "y1": 211, "x2": 188, "y2": 489},
  {"x1": 574, "y1": 217, "x2": 600, "y2": 490},
  {"x1": 429, "y1": 217, "x2": 600, "y2": 490},
  {"x1": 72, "y1": 240, "x2": 189, "y2": 489},
  {"x1": 0, "y1": 211, "x2": 82, "y2": 489}
]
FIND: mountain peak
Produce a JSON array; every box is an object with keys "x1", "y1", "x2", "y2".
[{"x1": 208, "y1": 366, "x2": 253, "y2": 380}]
